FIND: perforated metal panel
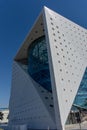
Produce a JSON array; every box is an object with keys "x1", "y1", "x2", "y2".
[
  {"x1": 9, "y1": 62, "x2": 56, "y2": 129},
  {"x1": 43, "y1": 7, "x2": 87, "y2": 129}
]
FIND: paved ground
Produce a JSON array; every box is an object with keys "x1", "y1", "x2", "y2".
[
  {"x1": 65, "y1": 121, "x2": 87, "y2": 130},
  {"x1": 0, "y1": 123, "x2": 87, "y2": 130}
]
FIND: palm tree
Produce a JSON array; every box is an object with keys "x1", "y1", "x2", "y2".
[{"x1": 0, "y1": 111, "x2": 3, "y2": 120}]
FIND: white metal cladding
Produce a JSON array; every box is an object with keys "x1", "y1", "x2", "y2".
[
  {"x1": 43, "y1": 6, "x2": 87, "y2": 130},
  {"x1": 9, "y1": 61, "x2": 56, "y2": 129}
]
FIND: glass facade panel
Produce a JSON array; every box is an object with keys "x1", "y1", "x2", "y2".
[
  {"x1": 74, "y1": 68, "x2": 87, "y2": 109},
  {"x1": 28, "y1": 36, "x2": 52, "y2": 92},
  {"x1": 66, "y1": 67, "x2": 87, "y2": 129}
]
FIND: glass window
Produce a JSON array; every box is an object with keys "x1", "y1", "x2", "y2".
[{"x1": 28, "y1": 36, "x2": 52, "y2": 92}]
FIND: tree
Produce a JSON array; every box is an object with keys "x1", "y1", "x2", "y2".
[{"x1": 0, "y1": 111, "x2": 3, "y2": 120}]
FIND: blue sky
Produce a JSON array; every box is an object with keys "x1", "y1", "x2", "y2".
[{"x1": 0, "y1": 0, "x2": 87, "y2": 108}]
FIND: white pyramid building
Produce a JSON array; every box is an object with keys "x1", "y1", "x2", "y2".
[{"x1": 9, "y1": 7, "x2": 87, "y2": 130}]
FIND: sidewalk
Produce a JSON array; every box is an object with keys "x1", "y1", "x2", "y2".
[{"x1": 65, "y1": 121, "x2": 87, "y2": 130}]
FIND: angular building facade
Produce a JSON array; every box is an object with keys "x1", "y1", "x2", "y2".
[{"x1": 9, "y1": 7, "x2": 87, "y2": 130}]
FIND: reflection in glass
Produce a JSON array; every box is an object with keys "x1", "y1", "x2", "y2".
[
  {"x1": 66, "y1": 68, "x2": 87, "y2": 129},
  {"x1": 28, "y1": 36, "x2": 52, "y2": 92},
  {"x1": 74, "y1": 68, "x2": 87, "y2": 109}
]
